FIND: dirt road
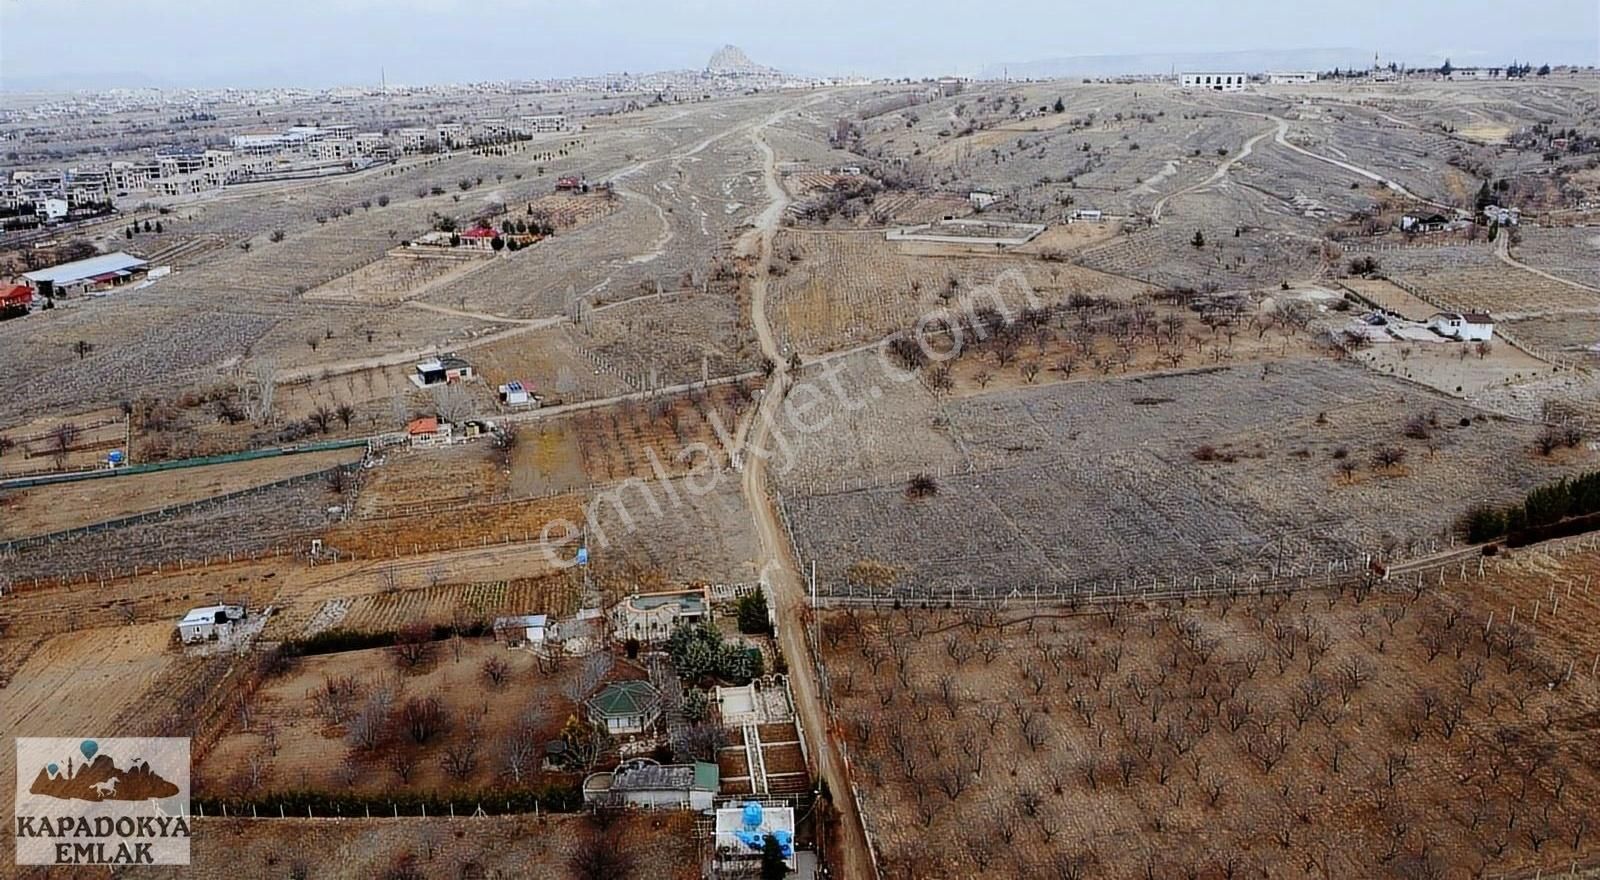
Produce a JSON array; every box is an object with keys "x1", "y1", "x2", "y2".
[{"x1": 737, "y1": 101, "x2": 877, "y2": 880}]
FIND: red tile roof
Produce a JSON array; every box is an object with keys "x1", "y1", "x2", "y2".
[
  {"x1": 0, "y1": 285, "x2": 31, "y2": 305},
  {"x1": 461, "y1": 227, "x2": 497, "y2": 238},
  {"x1": 407, "y1": 417, "x2": 439, "y2": 435}
]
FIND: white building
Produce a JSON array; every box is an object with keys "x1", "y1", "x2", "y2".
[
  {"x1": 517, "y1": 114, "x2": 569, "y2": 134},
  {"x1": 177, "y1": 605, "x2": 246, "y2": 643},
  {"x1": 1267, "y1": 71, "x2": 1319, "y2": 84},
  {"x1": 396, "y1": 128, "x2": 433, "y2": 153},
  {"x1": 1427, "y1": 311, "x2": 1494, "y2": 342},
  {"x1": 1451, "y1": 67, "x2": 1505, "y2": 80},
  {"x1": 36, "y1": 198, "x2": 68, "y2": 221},
  {"x1": 968, "y1": 191, "x2": 998, "y2": 209},
  {"x1": 1181, "y1": 72, "x2": 1249, "y2": 91},
  {"x1": 498, "y1": 380, "x2": 538, "y2": 408}
]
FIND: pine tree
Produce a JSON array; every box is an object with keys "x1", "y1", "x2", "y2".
[
  {"x1": 1191, "y1": 230, "x2": 1205, "y2": 249},
  {"x1": 760, "y1": 834, "x2": 787, "y2": 879}
]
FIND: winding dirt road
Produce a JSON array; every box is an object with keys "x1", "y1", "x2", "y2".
[{"x1": 738, "y1": 101, "x2": 877, "y2": 880}]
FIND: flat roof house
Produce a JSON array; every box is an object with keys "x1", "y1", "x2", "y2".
[
  {"x1": 498, "y1": 380, "x2": 539, "y2": 408},
  {"x1": 21, "y1": 251, "x2": 149, "y2": 296},
  {"x1": 177, "y1": 605, "x2": 246, "y2": 643},
  {"x1": 411, "y1": 354, "x2": 474, "y2": 388},
  {"x1": 611, "y1": 587, "x2": 712, "y2": 645},
  {"x1": 587, "y1": 680, "x2": 663, "y2": 736},
  {"x1": 582, "y1": 758, "x2": 719, "y2": 810}
]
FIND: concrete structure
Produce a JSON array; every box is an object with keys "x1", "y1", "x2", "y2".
[
  {"x1": 21, "y1": 251, "x2": 149, "y2": 296},
  {"x1": 587, "y1": 680, "x2": 662, "y2": 735},
  {"x1": 582, "y1": 759, "x2": 719, "y2": 809},
  {"x1": 1181, "y1": 72, "x2": 1248, "y2": 91},
  {"x1": 611, "y1": 587, "x2": 712, "y2": 644},
  {"x1": 177, "y1": 605, "x2": 246, "y2": 643},
  {"x1": 1427, "y1": 312, "x2": 1494, "y2": 342},
  {"x1": 968, "y1": 191, "x2": 998, "y2": 209},
  {"x1": 1069, "y1": 208, "x2": 1105, "y2": 223},
  {"x1": 1267, "y1": 71, "x2": 1319, "y2": 84}
]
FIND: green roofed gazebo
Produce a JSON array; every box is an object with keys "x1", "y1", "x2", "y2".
[{"x1": 586, "y1": 680, "x2": 663, "y2": 735}]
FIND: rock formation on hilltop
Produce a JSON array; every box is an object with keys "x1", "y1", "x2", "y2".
[{"x1": 706, "y1": 45, "x2": 770, "y2": 75}]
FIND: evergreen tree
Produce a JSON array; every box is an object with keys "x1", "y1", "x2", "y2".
[{"x1": 760, "y1": 834, "x2": 787, "y2": 879}]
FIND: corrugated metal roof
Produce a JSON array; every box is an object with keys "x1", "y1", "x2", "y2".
[{"x1": 22, "y1": 252, "x2": 148, "y2": 285}]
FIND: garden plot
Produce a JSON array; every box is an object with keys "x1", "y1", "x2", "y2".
[
  {"x1": 1510, "y1": 227, "x2": 1600, "y2": 290},
  {"x1": 781, "y1": 357, "x2": 1588, "y2": 596},
  {"x1": 1394, "y1": 267, "x2": 1600, "y2": 317},
  {"x1": 1339, "y1": 277, "x2": 1437, "y2": 320},
  {"x1": 1353, "y1": 337, "x2": 1559, "y2": 396},
  {"x1": 303, "y1": 249, "x2": 492, "y2": 306},
  {"x1": 324, "y1": 576, "x2": 583, "y2": 635},
  {"x1": 819, "y1": 562, "x2": 1600, "y2": 880}
]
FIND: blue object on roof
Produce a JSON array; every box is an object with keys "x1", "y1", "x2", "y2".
[
  {"x1": 742, "y1": 801, "x2": 763, "y2": 828},
  {"x1": 107, "y1": 450, "x2": 124, "y2": 465}
]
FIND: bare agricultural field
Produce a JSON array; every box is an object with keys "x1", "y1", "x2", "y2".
[
  {"x1": 1510, "y1": 227, "x2": 1600, "y2": 290},
  {"x1": 1395, "y1": 267, "x2": 1600, "y2": 318},
  {"x1": 302, "y1": 249, "x2": 492, "y2": 306},
  {"x1": 472, "y1": 323, "x2": 637, "y2": 403},
  {"x1": 819, "y1": 555, "x2": 1600, "y2": 880},
  {"x1": 1503, "y1": 316, "x2": 1600, "y2": 361},
  {"x1": 355, "y1": 444, "x2": 508, "y2": 519},
  {"x1": 328, "y1": 575, "x2": 584, "y2": 635},
  {"x1": 767, "y1": 229, "x2": 1151, "y2": 354},
  {"x1": 0, "y1": 447, "x2": 361, "y2": 541},
  {"x1": 3, "y1": 476, "x2": 348, "y2": 583},
  {"x1": 1354, "y1": 337, "x2": 1559, "y2": 396},
  {"x1": 780, "y1": 356, "x2": 1589, "y2": 595}
]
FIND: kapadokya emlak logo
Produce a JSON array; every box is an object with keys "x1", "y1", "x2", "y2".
[
  {"x1": 29, "y1": 740, "x2": 180, "y2": 802},
  {"x1": 14, "y1": 737, "x2": 191, "y2": 866}
]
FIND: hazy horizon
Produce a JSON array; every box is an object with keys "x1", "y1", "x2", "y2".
[{"x1": 2, "y1": 0, "x2": 1597, "y2": 92}]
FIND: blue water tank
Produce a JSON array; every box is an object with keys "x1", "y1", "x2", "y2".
[
  {"x1": 742, "y1": 801, "x2": 763, "y2": 829},
  {"x1": 107, "y1": 450, "x2": 125, "y2": 466}
]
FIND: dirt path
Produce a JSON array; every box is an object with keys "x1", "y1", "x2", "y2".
[
  {"x1": 1151, "y1": 121, "x2": 1276, "y2": 222},
  {"x1": 737, "y1": 100, "x2": 877, "y2": 880}
]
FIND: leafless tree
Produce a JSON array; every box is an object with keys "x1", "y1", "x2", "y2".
[
  {"x1": 431, "y1": 383, "x2": 475, "y2": 424},
  {"x1": 561, "y1": 652, "x2": 613, "y2": 706},
  {"x1": 391, "y1": 624, "x2": 436, "y2": 669},
  {"x1": 399, "y1": 695, "x2": 451, "y2": 745}
]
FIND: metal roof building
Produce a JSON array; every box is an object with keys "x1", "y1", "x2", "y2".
[{"x1": 22, "y1": 252, "x2": 149, "y2": 289}]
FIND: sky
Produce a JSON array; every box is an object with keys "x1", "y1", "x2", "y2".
[{"x1": 1, "y1": 0, "x2": 1596, "y2": 90}]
